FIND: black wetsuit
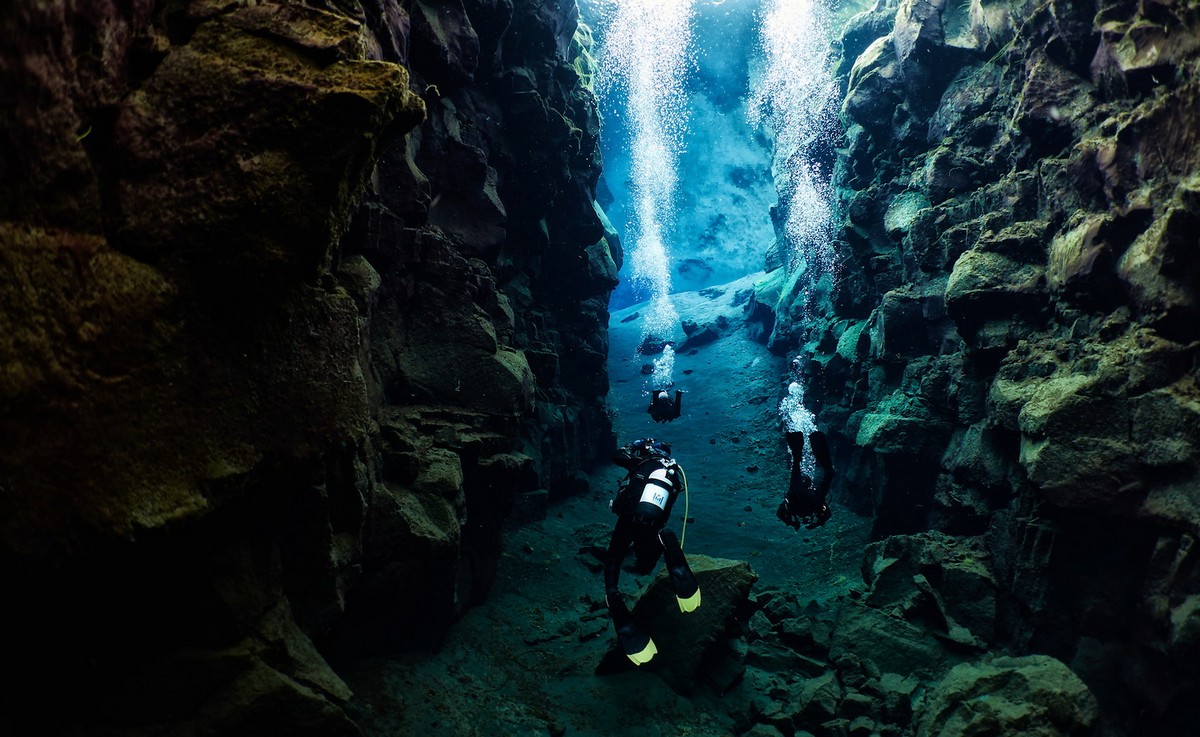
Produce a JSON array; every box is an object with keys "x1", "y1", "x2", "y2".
[
  {"x1": 605, "y1": 455, "x2": 684, "y2": 594},
  {"x1": 647, "y1": 390, "x2": 682, "y2": 423},
  {"x1": 604, "y1": 453, "x2": 697, "y2": 650},
  {"x1": 777, "y1": 430, "x2": 834, "y2": 530}
]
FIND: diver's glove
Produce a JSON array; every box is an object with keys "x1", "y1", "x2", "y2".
[
  {"x1": 776, "y1": 498, "x2": 802, "y2": 530},
  {"x1": 776, "y1": 498, "x2": 831, "y2": 530},
  {"x1": 805, "y1": 503, "x2": 832, "y2": 529}
]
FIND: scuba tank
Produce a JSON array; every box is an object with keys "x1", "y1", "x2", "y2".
[
  {"x1": 612, "y1": 457, "x2": 679, "y2": 526},
  {"x1": 638, "y1": 465, "x2": 673, "y2": 510}
]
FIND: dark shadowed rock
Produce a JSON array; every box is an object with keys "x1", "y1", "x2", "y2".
[
  {"x1": 1091, "y1": 3, "x2": 1200, "y2": 98},
  {"x1": 1169, "y1": 595, "x2": 1200, "y2": 673},
  {"x1": 861, "y1": 671, "x2": 921, "y2": 726},
  {"x1": 679, "y1": 323, "x2": 722, "y2": 351},
  {"x1": 598, "y1": 555, "x2": 757, "y2": 693},
  {"x1": 410, "y1": 0, "x2": 480, "y2": 85},
  {"x1": 914, "y1": 655, "x2": 1098, "y2": 737},
  {"x1": 1118, "y1": 178, "x2": 1200, "y2": 336},
  {"x1": 1017, "y1": 51, "x2": 1095, "y2": 153},
  {"x1": 944, "y1": 248, "x2": 1047, "y2": 337},
  {"x1": 892, "y1": 0, "x2": 971, "y2": 116},
  {"x1": 0, "y1": 0, "x2": 612, "y2": 735},
  {"x1": 842, "y1": 35, "x2": 903, "y2": 134}
]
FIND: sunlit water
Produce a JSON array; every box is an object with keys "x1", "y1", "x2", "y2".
[
  {"x1": 596, "y1": 0, "x2": 839, "y2": 422},
  {"x1": 596, "y1": 0, "x2": 696, "y2": 389},
  {"x1": 748, "y1": 0, "x2": 839, "y2": 277},
  {"x1": 746, "y1": 0, "x2": 839, "y2": 436}
]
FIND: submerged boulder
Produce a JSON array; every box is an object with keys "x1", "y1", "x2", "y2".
[
  {"x1": 829, "y1": 598, "x2": 960, "y2": 679},
  {"x1": 892, "y1": 0, "x2": 970, "y2": 115},
  {"x1": 828, "y1": 533, "x2": 996, "y2": 682},
  {"x1": 914, "y1": 655, "x2": 1098, "y2": 737},
  {"x1": 945, "y1": 249, "x2": 1047, "y2": 338},
  {"x1": 842, "y1": 35, "x2": 903, "y2": 133},
  {"x1": 598, "y1": 555, "x2": 757, "y2": 693},
  {"x1": 863, "y1": 533, "x2": 997, "y2": 644}
]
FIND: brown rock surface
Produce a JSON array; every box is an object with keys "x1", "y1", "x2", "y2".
[
  {"x1": 915, "y1": 655, "x2": 1099, "y2": 737},
  {"x1": 1, "y1": 0, "x2": 610, "y2": 734}
]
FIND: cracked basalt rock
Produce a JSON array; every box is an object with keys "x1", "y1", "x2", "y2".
[
  {"x1": 1, "y1": 0, "x2": 611, "y2": 734},
  {"x1": 2, "y1": 2, "x2": 424, "y2": 732},
  {"x1": 914, "y1": 655, "x2": 1099, "y2": 737},
  {"x1": 769, "y1": 0, "x2": 1200, "y2": 732}
]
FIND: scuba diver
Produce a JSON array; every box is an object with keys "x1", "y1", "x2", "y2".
[
  {"x1": 605, "y1": 438, "x2": 700, "y2": 665},
  {"x1": 777, "y1": 430, "x2": 834, "y2": 530},
  {"x1": 647, "y1": 389, "x2": 683, "y2": 423}
]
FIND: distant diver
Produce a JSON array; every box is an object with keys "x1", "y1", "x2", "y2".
[
  {"x1": 647, "y1": 389, "x2": 683, "y2": 423},
  {"x1": 605, "y1": 438, "x2": 700, "y2": 665},
  {"x1": 777, "y1": 430, "x2": 834, "y2": 530}
]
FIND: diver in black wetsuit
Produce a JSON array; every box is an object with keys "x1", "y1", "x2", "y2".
[
  {"x1": 647, "y1": 389, "x2": 683, "y2": 423},
  {"x1": 777, "y1": 430, "x2": 834, "y2": 530},
  {"x1": 604, "y1": 438, "x2": 700, "y2": 665}
]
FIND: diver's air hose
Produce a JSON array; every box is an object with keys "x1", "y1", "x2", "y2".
[{"x1": 677, "y1": 463, "x2": 689, "y2": 549}]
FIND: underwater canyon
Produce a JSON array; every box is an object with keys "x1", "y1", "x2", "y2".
[{"x1": 2, "y1": 0, "x2": 1199, "y2": 735}]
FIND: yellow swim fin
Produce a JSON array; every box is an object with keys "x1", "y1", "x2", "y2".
[
  {"x1": 677, "y1": 587, "x2": 701, "y2": 613},
  {"x1": 615, "y1": 613, "x2": 659, "y2": 666},
  {"x1": 625, "y1": 636, "x2": 658, "y2": 666}
]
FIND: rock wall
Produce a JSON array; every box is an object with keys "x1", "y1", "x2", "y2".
[
  {"x1": 331, "y1": 0, "x2": 617, "y2": 656},
  {"x1": 767, "y1": 0, "x2": 1200, "y2": 733},
  {"x1": 0, "y1": 0, "x2": 611, "y2": 734}
]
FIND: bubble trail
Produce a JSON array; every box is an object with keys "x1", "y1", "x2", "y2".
[
  {"x1": 597, "y1": 0, "x2": 697, "y2": 387},
  {"x1": 781, "y1": 376, "x2": 819, "y2": 476},
  {"x1": 748, "y1": 0, "x2": 840, "y2": 437},
  {"x1": 748, "y1": 0, "x2": 839, "y2": 278},
  {"x1": 652, "y1": 344, "x2": 676, "y2": 391}
]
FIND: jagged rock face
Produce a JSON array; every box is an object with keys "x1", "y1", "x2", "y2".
[
  {"x1": 742, "y1": 533, "x2": 1092, "y2": 736},
  {"x1": 334, "y1": 0, "x2": 615, "y2": 654},
  {"x1": 915, "y1": 654, "x2": 1099, "y2": 736},
  {"x1": 0, "y1": 0, "x2": 609, "y2": 734},
  {"x1": 769, "y1": 0, "x2": 1200, "y2": 732}
]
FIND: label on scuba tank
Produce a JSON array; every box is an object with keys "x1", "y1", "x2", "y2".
[
  {"x1": 639, "y1": 468, "x2": 672, "y2": 510},
  {"x1": 640, "y1": 486, "x2": 668, "y2": 509}
]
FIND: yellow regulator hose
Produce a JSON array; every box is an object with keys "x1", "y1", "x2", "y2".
[{"x1": 677, "y1": 463, "x2": 690, "y2": 550}]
